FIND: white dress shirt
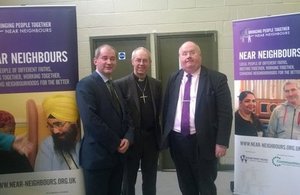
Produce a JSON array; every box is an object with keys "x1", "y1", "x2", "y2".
[{"x1": 173, "y1": 68, "x2": 200, "y2": 135}]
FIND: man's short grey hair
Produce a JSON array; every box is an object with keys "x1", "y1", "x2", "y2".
[
  {"x1": 131, "y1": 47, "x2": 151, "y2": 61},
  {"x1": 94, "y1": 44, "x2": 116, "y2": 59},
  {"x1": 283, "y1": 80, "x2": 300, "y2": 91}
]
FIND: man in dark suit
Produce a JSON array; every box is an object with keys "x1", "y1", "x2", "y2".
[
  {"x1": 76, "y1": 44, "x2": 134, "y2": 195},
  {"x1": 115, "y1": 47, "x2": 162, "y2": 195},
  {"x1": 161, "y1": 41, "x2": 233, "y2": 195}
]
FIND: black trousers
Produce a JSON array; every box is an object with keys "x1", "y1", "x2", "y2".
[
  {"x1": 122, "y1": 131, "x2": 159, "y2": 195},
  {"x1": 83, "y1": 162, "x2": 123, "y2": 195},
  {"x1": 169, "y1": 131, "x2": 218, "y2": 195}
]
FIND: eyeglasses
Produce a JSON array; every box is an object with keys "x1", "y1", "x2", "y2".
[
  {"x1": 134, "y1": 58, "x2": 149, "y2": 64},
  {"x1": 47, "y1": 121, "x2": 67, "y2": 129}
]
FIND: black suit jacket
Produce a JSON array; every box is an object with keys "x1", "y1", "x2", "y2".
[
  {"x1": 115, "y1": 73, "x2": 162, "y2": 149},
  {"x1": 76, "y1": 71, "x2": 134, "y2": 169},
  {"x1": 162, "y1": 66, "x2": 233, "y2": 160}
]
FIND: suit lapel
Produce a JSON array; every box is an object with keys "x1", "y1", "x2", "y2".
[
  {"x1": 112, "y1": 81, "x2": 124, "y2": 117},
  {"x1": 92, "y1": 72, "x2": 108, "y2": 94},
  {"x1": 92, "y1": 72, "x2": 122, "y2": 117},
  {"x1": 129, "y1": 74, "x2": 140, "y2": 113},
  {"x1": 196, "y1": 67, "x2": 208, "y2": 107},
  {"x1": 148, "y1": 78, "x2": 157, "y2": 116},
  {"x1": 169, "y1": 71, "x2": 183, "y2": 118}
]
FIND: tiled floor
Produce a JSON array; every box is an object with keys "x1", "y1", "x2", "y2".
[{"x1": 135, "y1": 170, "x2": 234, "y2": 195}]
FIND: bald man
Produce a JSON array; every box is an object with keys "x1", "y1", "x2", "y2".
[
  {"x1": 34, "y1": 94, "x2": 80, "y2": 171},
  {"x1": 161, "y1": 41, "x2": 232, "y2": 195}
]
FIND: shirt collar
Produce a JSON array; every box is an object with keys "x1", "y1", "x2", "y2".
[
  {"x1": 96, "y1": 69, "x2": 110, "y2": 82},
  {"x1": 183, "y1": 67, "x2": 201, "y2": 78}
]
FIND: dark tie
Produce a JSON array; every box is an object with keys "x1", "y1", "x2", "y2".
[
  {"x1": 106, "y1": 80, "x2": 121, "y2": 115},
  {"x1": 181, "y1": 74, "x2": 192, "y2": 136}
]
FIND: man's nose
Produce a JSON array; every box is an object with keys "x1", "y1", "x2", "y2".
[
  {"x1": 52, "y1": 127, "x2": 63, "y2": 134},
  {"x1": 287, "y1": 91, "x2": 293, "y2": 96},
  {"x1": 186, "y1": 53, "x2": 194, "y2": 59},
  {"x1": 107, "y1": 59, "x2": 112, "y2": 63}
]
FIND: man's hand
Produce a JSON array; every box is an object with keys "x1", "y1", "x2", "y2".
[
  {"x1": 12, "y1": 135, "x2": 33, "y2": 157},
  {"x1": 118, "y1": 139, "x2": 129, "y2": 154},
  {"x1": 215, "y1": 144, "x2": 227, "y2": 158}
]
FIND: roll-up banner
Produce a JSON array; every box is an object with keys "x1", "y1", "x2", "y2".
[
  {"x1": 0, "y1": 6, "x2": 84, "y2": 195},
  {"x1": 233, "y1": 13, "x2": 300, "y2": 195}
]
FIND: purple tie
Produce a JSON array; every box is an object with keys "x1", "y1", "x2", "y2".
[{"x1": 181, "y1": 74, "x2": 192, "y2": 136}]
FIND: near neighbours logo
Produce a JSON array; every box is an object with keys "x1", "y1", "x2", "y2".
[
  {"x1": 240, "y1": 28, "x2": 252, "y2": 43},
  {"x1": 239, "y1": 26, "x2": 290, "y2": 44}
]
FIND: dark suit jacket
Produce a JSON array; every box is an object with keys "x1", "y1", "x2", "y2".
[
  {"x1": 115, "y1": 73, "x2": 162, "y2": 149},
  {"x1": 76, "y1": 71, "x2": 134, "y2": 169},
  {"x1": 162, "y1": 66, "x2": 233, "y2": 160}
]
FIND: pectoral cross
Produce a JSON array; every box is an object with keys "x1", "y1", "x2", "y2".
[{"x1": 140, "y1": 93, "x2": 148, "y2": 104}]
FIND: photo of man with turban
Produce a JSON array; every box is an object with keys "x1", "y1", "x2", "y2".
[{"x1": 34, "y1": 94, "x2": 81, "y2": 171}]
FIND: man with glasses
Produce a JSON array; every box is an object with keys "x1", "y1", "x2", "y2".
[{"x1": 34, "y1": 94, "x2": 80, "y2": 171}]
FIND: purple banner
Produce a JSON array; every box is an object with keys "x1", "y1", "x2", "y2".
[
  {"x1": 0, "y1": 6, "x2": 78, "y2": 93},
  {"x1": 233, "y1": 13, "x2": 300, "y2": 80}
]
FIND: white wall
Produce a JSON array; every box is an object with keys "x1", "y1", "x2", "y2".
[{"x1": 1, "y1": 0, "x2": 300, "y2": 165}]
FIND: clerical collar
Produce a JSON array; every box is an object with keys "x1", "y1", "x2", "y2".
[{"x1": 133, "y1": 74, "x2": 147, "y2": 82}]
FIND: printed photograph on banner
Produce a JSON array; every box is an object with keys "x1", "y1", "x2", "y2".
[
  {"x1": 0, "y1": 91, "x2": 81, "y2": 174},
  {"x1": 234, "y1": 79, "x2": 300, "y2": 140}
]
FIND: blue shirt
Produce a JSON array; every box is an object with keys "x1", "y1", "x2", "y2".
[
  {"x1": 0, "y1": 132, "x2": 14, "y2": 151},
  {"x1": 34, "y1": 136, "x2": 80, "y2": 171}
]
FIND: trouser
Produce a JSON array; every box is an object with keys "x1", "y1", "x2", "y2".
[
  {"x1": 169, "y1": 131, "x2": 217, "y2": 195},
  {"x1": 83, "y1": 163, "x2": 123, "y2": 195},
  {"x1": 122, "y1": 131, "x2": 159, "y2": 195}
]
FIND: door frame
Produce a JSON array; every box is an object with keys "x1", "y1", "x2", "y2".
[
  {"x1": 154, "y1": 31, "x2": 218, "y2": 80},
  {"x1": 154, "y1": 31, "x2": 219, "y2": 170}
]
